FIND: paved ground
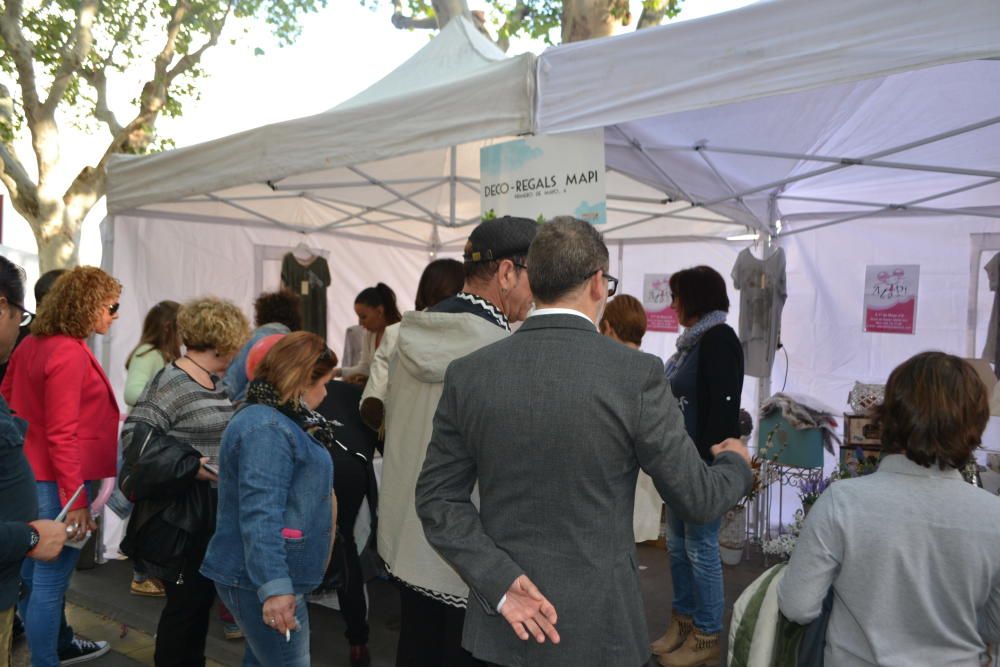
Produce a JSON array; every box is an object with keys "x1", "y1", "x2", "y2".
[{"x1": 13, "y1": 544, "x2": 768, "y2": 666}]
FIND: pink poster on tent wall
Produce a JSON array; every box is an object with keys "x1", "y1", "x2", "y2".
[
  {"x1": 643, "y1": 274, "x2": 679, "y2": 333},
  {"x1": 863, "y1": 265, "x2": 919, "y2": 334}
]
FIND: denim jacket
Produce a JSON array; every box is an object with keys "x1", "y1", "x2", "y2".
[{"x1": 200, "y1": 404, "x2": 333, "y2": 602}]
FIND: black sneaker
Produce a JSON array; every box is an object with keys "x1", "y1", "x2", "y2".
[{"x1": 58, "y1": 637, "x2": 111, "y2": 665}]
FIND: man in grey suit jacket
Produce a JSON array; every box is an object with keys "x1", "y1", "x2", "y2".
[{"x1": 416, "y1": 217, "x2": 752, "y2": 667}]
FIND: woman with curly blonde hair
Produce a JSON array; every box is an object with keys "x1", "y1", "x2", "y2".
[
  {"x1": 119, "y1": 297, "x2": 249, "y2": 666},
  {"x1": 1, "y1": 266, "x2": 122, "y2": 665}
]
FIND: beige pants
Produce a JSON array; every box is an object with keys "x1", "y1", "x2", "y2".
[{"x1": 0, "y1": 606, "x2": 14, "y2": 667}]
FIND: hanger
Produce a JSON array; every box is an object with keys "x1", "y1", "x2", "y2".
[
  {"x1": 751, "y1": 234, "x2": 777, "y2": 260},
  {"x1": 292, "y1": 236, "x2": 315, "y2": 261}
]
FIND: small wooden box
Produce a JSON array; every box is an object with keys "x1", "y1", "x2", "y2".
[
  {"x1": 842, "y1": 414, "x2": 882, "y2": 465},
  {"x1": 844, "y1": 414, "x2": 881, "y2": 447}
]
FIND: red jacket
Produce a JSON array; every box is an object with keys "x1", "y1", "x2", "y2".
[{"x1": 1, "y1": 334, "x2": 119, "y2": 510}]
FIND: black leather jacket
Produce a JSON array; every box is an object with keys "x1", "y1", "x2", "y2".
[{"x1": 119, "y1": 420, "x2": 216, "y2": 582}]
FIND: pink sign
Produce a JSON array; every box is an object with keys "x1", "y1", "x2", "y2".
[
  {"x1": 863, "y1": 265, "x2": 919, "y2": 335},
  {"x1": 643, "y1": 274, "x2": 679, "y2": 333}
]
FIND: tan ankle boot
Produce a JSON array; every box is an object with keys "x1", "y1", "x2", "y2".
[
  {"x1": 650, "y1": 612, "x2": 693, "y2": 656},
  {"x1": 657, "y1": 630, "x2": 720, "y2": 667}
]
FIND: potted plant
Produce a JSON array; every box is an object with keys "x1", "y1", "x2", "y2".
[{"x1": 719, "y1": 455, "x2": 763, "y2": 566}]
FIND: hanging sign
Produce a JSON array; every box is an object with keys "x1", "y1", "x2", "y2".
[
  {"x1": 863, "y1": 265, "x2": 919, "y2": 334},
  {"x1": 643, "y1": 273, "x2": 679, "y2": 333},
  {"x1": 480, "y1": 129, "x2": 606, "y2": 225}
]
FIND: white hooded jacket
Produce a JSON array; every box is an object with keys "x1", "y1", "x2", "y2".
[{"x1": 378, "y1": 309, "x2": 508, "y2": 602}]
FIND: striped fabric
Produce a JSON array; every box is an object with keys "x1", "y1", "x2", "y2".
[{"x1": 125, "y1": 363, "x2": 234, "y2": 461}]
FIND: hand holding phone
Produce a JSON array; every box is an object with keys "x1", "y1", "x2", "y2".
[{"x1": 197, "y1": 457, "x2": 219, "y2": 481}]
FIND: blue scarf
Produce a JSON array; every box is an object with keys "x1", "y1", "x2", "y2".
[{"x1": 664, "y1": 310, "x2": 729, "y2": 380}]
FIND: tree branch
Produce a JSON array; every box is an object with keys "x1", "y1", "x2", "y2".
[
  {"x1": 637, "y1": 0, "x2": 679, "y2": 29},
  {"x1": 0, "y1": 0, "x2": 42, "y2": 122},
  {"x1": 80, "y1": 68, "x2": 124, "y2": 136},
  {"x1": 164, "y1": 5, "x2": 231, "y2": 85},
  {"x1": 0, "y1": 84, "x2": 39, "y2": 219},
  {"x1": 496, "y1": 1, "x2": 528, "y2": 52},
  {"x1": 390, "y1": 0, "x2": 438, "y2": 30},
  {"x1": 42, "y1": 0, "x2": 99, "y2": 115}
]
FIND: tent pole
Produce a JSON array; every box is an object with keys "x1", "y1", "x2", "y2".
[
  {"x1": 98, "y1": 216, "x2": 116, "y2": 372},
  {"x1": 349, "y1": 166, "x2": 447, "y2": 226},
  {"x1": 611, "y1": 125, "x2": 695, "y2": 204},
  {"x1": 693, "y1": 142, "x2": 1000, "y2": 181},
  {"x1": 782, "y1": 177, "x2": 1000, "y2": 237},
  {"x1": 450, "y1": 145, "x2": 457, "y2": 227},
  {"x1": 694, "y1": 115, "x2": 1000, "y2": 211},
  {"x1": 969, "y1": 234, "x2": 985, "y2": 357},
  {"x1": 695, "y1": 144, "x2": 770, "y2": 234}
]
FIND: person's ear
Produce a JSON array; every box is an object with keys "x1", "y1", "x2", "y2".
[
  {"x1": 498, "y1": 259, "x2": 515, "y2": 290},
  {"x1": 590, "y1": 271, "x2": 604, "y2": 301}
]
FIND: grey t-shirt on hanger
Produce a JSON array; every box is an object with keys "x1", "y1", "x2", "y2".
[{"x1": 731, "y1": 246, "x2": 787, "y2": 378}]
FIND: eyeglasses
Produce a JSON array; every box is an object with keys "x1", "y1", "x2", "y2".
[
  {"x1": 584, "y1": 269, "x2": 618, "y2": 297},
  {"x1": 9, "y1": 301, "x2": 34, "y2": 327},
  {"x1": 513, "y1": 262, "x2": 528, "y2": 271},
  {"x1": 107, "y1": 303, "x2": 120, "y2": 316}
]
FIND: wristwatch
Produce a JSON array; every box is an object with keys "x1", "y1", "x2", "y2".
[{"x1": 26, "y1": 525, "x2": 40, "y2": 553}]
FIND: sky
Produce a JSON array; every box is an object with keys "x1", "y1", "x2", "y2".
[{"x1": 0, "y1": 0, "x2": 758, "y2": 266}]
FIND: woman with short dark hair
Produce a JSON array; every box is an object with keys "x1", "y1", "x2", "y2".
[
  {"x1": 201, "y1": 332, "x2": 338, "y2": 667},
  {"x1": 654, "y1": 265, "x2": 743, "y2": 667},
  {"x1": 778, "y1": 352, "x2": 1000, "y2": 666}
]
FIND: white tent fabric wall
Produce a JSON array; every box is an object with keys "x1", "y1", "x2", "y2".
[
  {"x1": 616, "y1": 216, "x2": 1000, "y2": 446},
  {"x1": 100, "y1": 216, "x2": 432, "y2": 409}
]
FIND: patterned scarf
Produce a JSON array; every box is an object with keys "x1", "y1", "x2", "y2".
[
  {"x1": 664, "y1": 310, "x2": 729, "y2": 380},
  {"x1": 245, "y1": 379, "x2": 338, "y2": 452}
]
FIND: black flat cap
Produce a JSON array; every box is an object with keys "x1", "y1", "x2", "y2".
[{"x1": 464, "y1": 216, "x2": 539, "y2": 263}]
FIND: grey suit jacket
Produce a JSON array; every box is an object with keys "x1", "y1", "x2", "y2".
[{"x1": 415, "y1": 314, "x2": 752, "y2": 667}]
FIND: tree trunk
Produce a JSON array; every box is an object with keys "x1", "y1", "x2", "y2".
[
  {"x1": 561, "y1": 0, "x2": 622, "y2": 43},
  {"x1": 33, "y1": 211, "x2": 81, "y2": 272}
]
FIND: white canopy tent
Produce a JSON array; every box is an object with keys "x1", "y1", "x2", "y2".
[
  {"x1": 102, "y1": 0, "x2": 1000, "y2": 429},
  {"x1": 532, "y1": 0, "x2": 1000, "y2": 417}
]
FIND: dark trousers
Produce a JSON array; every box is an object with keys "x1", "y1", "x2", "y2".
[
  {"x1": 395, "y1": 586, "x2": 485, "y2": 667},
  {"x1": 333, "y1": 454, "x2": 369, "y2": 646},
  {"x1": 155, "y1": 561, "x2": 215, "y2": 667}
]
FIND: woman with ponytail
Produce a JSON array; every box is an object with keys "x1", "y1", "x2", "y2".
[{"x1": 336, "y1": 283, "x2": 401, "y2": 385}]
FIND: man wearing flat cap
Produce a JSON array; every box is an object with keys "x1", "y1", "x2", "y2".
[{"x1": 378, "y1": 216, "x2": 538, "y2": 666}]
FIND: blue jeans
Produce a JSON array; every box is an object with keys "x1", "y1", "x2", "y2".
[
  {"x1": 665, "y1": 511, "x2": 724, "y2": 635},
  {"x1": 214, "y1": 584, "x2": 310, "y2": 667},
  {"x1": 19, "y1": 481, "x2": 94, "y2": 667}
]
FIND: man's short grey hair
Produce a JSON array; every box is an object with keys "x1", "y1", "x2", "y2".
[{"x1": 527, "y1": 216, "x2": 609, "y2": 303}]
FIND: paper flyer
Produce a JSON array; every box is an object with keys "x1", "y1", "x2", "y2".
[
  {"x1": 863, "y1": 265, "x2": 919, "y2": 334},
  {"x1": 642, "y1": 273, "x2": 679, "y2": 333}
]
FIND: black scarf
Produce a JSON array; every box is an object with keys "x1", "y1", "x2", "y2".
[{"x1": 245, "y1": 379, "x2": 338, "y2": 452}]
